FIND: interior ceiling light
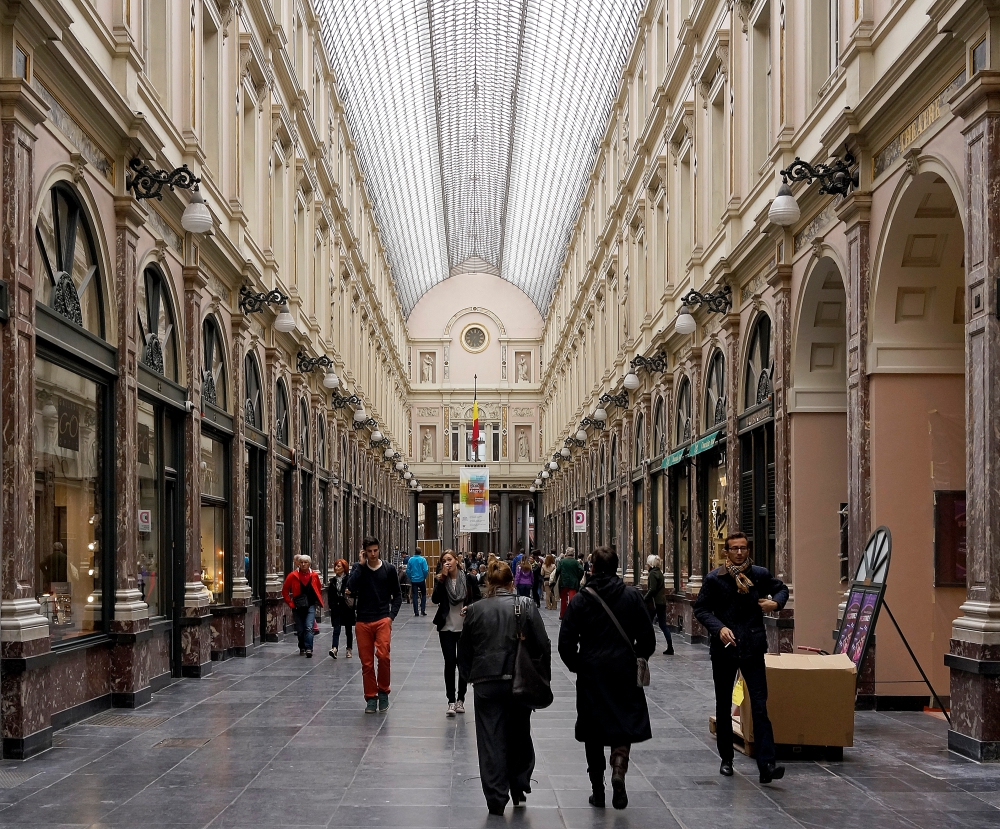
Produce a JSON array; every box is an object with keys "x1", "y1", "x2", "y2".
[{"x1": 317, "y1": 0, "x2": 644, "y2": 315}]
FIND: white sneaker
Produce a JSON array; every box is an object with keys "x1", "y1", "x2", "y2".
[
  {"x1": 454, "y1": 700, "x2": 465, "y2": 714},
  {"x1": 447, "y1": 703, "x2": 457, "y2": 717},
  {"x1": 346, "y1": 649, "x2": 352, "y2": 658}
]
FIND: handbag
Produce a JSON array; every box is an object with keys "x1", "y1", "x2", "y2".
[
  {"x1": 511, "y1": 598, "x2": 554, "y2": 709},
  {"x1": 583, "y1": 587, "x2": 650, "y2": 688}
]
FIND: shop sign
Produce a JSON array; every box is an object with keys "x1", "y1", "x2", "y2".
[
  {"x1": 872, "y1": 71, "x2": 965, "y2": 178},
  {"x1": 688, "y1": 431, "x2": 720, "y2": 457},
  {"x1": 137, "y1": 422, "x2": 151, "y2": 465},
  {"x1": 57, "y1": 397, "x2": 80, "y2": 451},
  {"x1": 738, "y1": 399, "x2": 773, "y2": 433},
  {"x1": 138, "y1": 509, "x2": 152, "y2": 533},
  {"x1": 573, "y1": 509, "x2": 587, "y2": 533},
  {"x1": 663, "y1": 448, "x2": 687, "y2": 469}
]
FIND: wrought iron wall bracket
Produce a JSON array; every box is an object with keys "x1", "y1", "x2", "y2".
[
  {"x1": 565, "y1": 436, "x2": 586, "y2": 448},
  {"x1": 779, "y1": 145, "x2": 859, "y2": 198},
  {"x1": 370, "y1": 436, "x2": 391, "y2": 450},
  {"x1": 352, "y1": 417, "x2": 378, "y2": 431},
  {"x1": 239, "y1": 284, "x2": 289, "y2": 315},
  {"x1": 331, "y1": 392, "x2": 362, "y2": 409},
  {"x1": 630, "y1": 350, "x2": 668, "y2": 374},
  {"x1": 599, "y1": 391, "x2": 629, "y2": 410},
  {"x1": 681, "y1": 283, "x2": 733, "y2": 315},
  {"x1": 297, "y1": 351, "x2": 334, "y2": 373},
  {"x1": 580, "y1": 417, "x2": 606, "y2": 430},
  {"x1": 125, "y1": 158, "x2": 200, "y2": 201}
]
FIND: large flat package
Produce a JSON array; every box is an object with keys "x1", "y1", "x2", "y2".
[{"x1": 739, "y1": 652, "x2": 856, "y2": 747}]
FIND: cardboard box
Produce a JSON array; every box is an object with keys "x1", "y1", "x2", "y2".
[{"x1": 739, "y1": 653, "x2": 856, "y2": 747}]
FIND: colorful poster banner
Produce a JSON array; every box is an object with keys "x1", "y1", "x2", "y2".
[
  {"x1": 573, "y1": 509, "x2": 587, "y2": 533},
  {"x1": 460, "y1": 466, "x2": 490, "y2": 532}
]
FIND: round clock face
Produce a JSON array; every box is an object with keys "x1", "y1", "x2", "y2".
[{"x1": 462, "y1": 325, "x2": 488, "y2": 353}]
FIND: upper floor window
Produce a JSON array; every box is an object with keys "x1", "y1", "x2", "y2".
[
  {"x1": 675, "y1": 378, "x2": 692, "y2": 445},
  {"x1": 633, "y1": 414, "x2": 645, "y2": 466},
  {"x1": 244, "y1": 353, "x2": 263, "y2": 430},
  {"x1": 318, "y1": 416, "x2": 327, "y2": 468},
  {"x1": 744, "y1": 314, "x2": 773, "y2": 410},
  {"x1": 653, "y1": 399, "x2": 666, "y2": 456},
  {"x1": 705, "y1": 350, "x2": 726, "y2": 429},
  {"x1": 275, "y1": 380, "x2": 289, "y2": 446},
  {"x1": 202, "y1": 316, "x2": 227, "y2": 410},
  {"x1": 299, "y1": 397, "x2": 310, "y2": 458},
  {"x1": 138, "y1": 265, "x2": 177, "y2": 380}
]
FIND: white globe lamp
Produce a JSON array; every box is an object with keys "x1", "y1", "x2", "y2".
[
  {"x1": 576, "y1": 429, "x2": 587, "y2": 443},
  {"x1": 541, "y1": 470, "x2": 549, "y2": 479},
  {"x1": 384, "y1": 447, "x2": 394, "y2": 459},
  {"x1": 274, "y1": 303, "x2": 295, "y2": 333},
  {"x1": 534, "y1": 478, "x2": 542, "y2": 486},
  {"x1": 529, "y1": 485, "x2": 536, "y2": 493},
  {"x1": 594, "y1": 407, "x2": 607, "y2": 422},
  {"x1": 371, "y1": 430, "x2": 383, "y2": 443},
  {"x1": 181, "y1": 188, "x2": 213, "y2": 234},
  {"x1": 623, "y1": 371, "x2": 641, "y2": 391},
  {"x1": 323, "y1": 367, "x2": 340, "y2": 389},
  {"x1": 768, "y1": 181, "x2": 801, "y2": 227},
  {"x1": 560, "y1": 447, "x2": 571, "y2": 458},
  {"x1": 395, "y1": 461, "x2": 405, "y2": 471},
  {"x1": 675, "y1": 306, "x2": 697, "y2": 336}
]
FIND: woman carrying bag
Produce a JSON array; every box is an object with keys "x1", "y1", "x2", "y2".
[
  {"x1": 431, "y1": 549, "x2": 481, "y2": 716},
  {"x1": 327, "y1": 558, "x2": 355, "y2": 659},
  {"x1": 458, "y1": 560, "x2": 551, "y2": 817},
  {"x1": 644, "y1": 555, "x2": 674, "y2": 655}
]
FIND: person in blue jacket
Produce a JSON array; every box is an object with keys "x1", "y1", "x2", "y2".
[
  {"x1": 694, "y1": 531, "x2": 788, "y2": 785},
  {"x1": 406, "y1": 548, "x2": 430, "y2": 616}
]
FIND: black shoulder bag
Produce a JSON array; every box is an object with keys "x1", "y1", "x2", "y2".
[
  {"x1": 583, "y1": 587, "x2": 650, "y2": 687},
  {"x1": 511, "y1": 597, "x2": 554, "y2": 709}
]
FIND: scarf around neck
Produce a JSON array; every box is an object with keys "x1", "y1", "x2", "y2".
[
  {"x1": 726, "y1": 559, "x2": 754, "y2": 594},
  {"x1": 446, "y1": 570, "x2": 467, "y2": 603}
]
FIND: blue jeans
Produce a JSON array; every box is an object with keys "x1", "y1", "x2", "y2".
[
  {"x1": 332, "y1": 618, "x2": 353, "y2": 650},
  {"x1": 412, "y1": 582, "x2": 427, "y2": 615},
  {"x1": 293, "y1": 605, "x2": 316, "y2": 651},
  {"x1": 654, "y1": 604, "x2": 673, "y2": 647}
]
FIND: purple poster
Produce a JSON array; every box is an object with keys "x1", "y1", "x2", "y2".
[
  {"x1": 848, "y1": 592, "x2": 879, "y2": 666},
  {"x1": 834, "y1": 589, "x2": 864, "y2": 656}
]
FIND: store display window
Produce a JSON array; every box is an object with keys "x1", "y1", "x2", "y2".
[{"x1": 200, "y1": 432, "x2": 228, "y2": 603}]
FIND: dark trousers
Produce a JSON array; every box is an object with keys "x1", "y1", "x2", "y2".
[
  {"x1": 412, "y1": 582, "x2": 427, "y2": 615},
  {"x1": 293, "y1": 605, "x2": 316, "y2": 651},
  {"x1": 654, "y1": 605, "x2": 673, "y2": 647},
  {"x1": 711, "y1": 652, "x2": 775, "y2": 770},
  {"x1": 585, "y1": 743, "x2": 631, "y2": 785},
  {"x1": 438, "y1": 631, "x2": 468, "y2": 703},
  {"x1": 332, "y1": 618, "x2": 353, "y2": 650},
  {"x1": 473, "y1": 679, "x2": 535, "y2": 810}
]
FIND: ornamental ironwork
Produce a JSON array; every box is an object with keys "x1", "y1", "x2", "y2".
[
  {"x1": 331, "y1": 392, "x2": 362, "y2": 409},
  {"x1": 630, "y1": 350, "x2": 668, "y2": 374},
  {"x1": 239, "y1": 284, "x2": 289, "y2": 315},
  {"x1": 580, "y1": 417, "x2": 606, "y2": 431},
  {"x1": 680, "y1": 283, "x2": 733, "y2": 315},
  {"x1": 599, "y1": 390, "x2": 629, "y2": 410},
  {"x1": 125, "y1": 158, "x2": 201, "y2": 201},
  {"x1": 143, "y1": 333, "x2": 165, "y2": 375},
  {"x1": 756, "y1": 369, "x2": 772, "y2": 405},
  {"x1": 714, "y1": 396, "x2": 727, "y2": 426},
  {"x1": 202, "y1": 369, "x2": 218, "y2": 407},
  {"x1": 297, "y1": 351, "x2": 334, "y2": 374},
  {"x1": 779, "y1": 145, "x2": 859, "y2": 198},
  {"x1": 53, "y1": 272, "x2": 84, "y2": 326}
]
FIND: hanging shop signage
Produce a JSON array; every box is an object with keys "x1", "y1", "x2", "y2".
[
  {"x1": 662, "y1": 448, "x2": 687, "y2": 469},
  {"x1": 573, "y1": 509, "x2": 587, "y2": 533},
  {"x1": 737, "y1": 398, "x2": 773, "y2": 433},
  {"x1": 459, "y1": 466, "x2": 490, "y2": 533},
  {"x1": 688, "y1": 431, "x2": 720, "y2": 457},
  {"x1": 138, "y1": 509, "x2": 152, "y2": 533}
]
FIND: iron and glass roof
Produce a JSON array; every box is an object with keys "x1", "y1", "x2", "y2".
[{"x1": 317, "y1": 0, "x2": 644, "y2": 315}]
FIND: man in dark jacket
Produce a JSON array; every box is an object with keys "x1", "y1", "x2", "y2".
[
  {"x1": 559, "y1": 546, "x2": 655, "y2": 810},
  {"x1": 693, "y1": 531, "x2": 789, "y2": 784},
  {"x1": 347, "y1": 536, "x2": 402, "y2": 713}
]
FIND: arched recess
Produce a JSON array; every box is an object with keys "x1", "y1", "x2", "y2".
[
  {"x1": 675, "y1": 377, "x2": 692, "y2": 446},
  {"x1": 652, "y1": 397, "x2": 666, "y2": 457},
  {"x1": 274, "y1": 380, "x2": 290, "y2": 446},
  {"x1": 243, "y1": 352, "x2": 264, "y2": 430},
  {"x1": 867, "y1": 170, "x2": 966, "y2": 701},
  {"x1": 704, "y1": 349, "x2": 726, "y2": 431},
  {"x1": 137, "y1": 263, "x2": 179, "y2": 381},
  {"x1": 788, "y1": 255, "x2": 848, "y2": 653},
  {"x1": 201, "y1": 315, "x2": 228, "y2": 411},
  {"x1": 299, "y1": 397, "x2": 311, "y2": 459}
]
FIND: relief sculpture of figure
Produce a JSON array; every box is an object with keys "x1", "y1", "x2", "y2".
[
  {"x1": 517, "y1": 354, "x2": 530, "y2": 383},
  {"x1": 421, "y1": 429, "x2": 434, "y2": 461},
  {"x1": 517, "y1": 428, "x2": 530, "y2": 461},
  {"x1": 421, "y1": 353, "x2": 434, "y2": 383}
]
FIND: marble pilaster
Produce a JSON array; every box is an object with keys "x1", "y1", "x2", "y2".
[{"x1": 262, "y1": 347, "x2": 282, "y2": 640}]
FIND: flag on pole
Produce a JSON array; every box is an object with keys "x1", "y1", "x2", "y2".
[{"x1": 471, "y1": 399, "x2": 480, "y2": 461}]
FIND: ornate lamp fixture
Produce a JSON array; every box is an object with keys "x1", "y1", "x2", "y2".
[
  {"x1": 370, "y1": 430, "x2": 391, "y2": 450},
  {"x1": 296, "y1": 352, "x2": 340, "y2": 389},
  {"x1": 599, "y1": 390, "x2": 629, "y2": 410},
  {"x1": 769, "y1": 145, "x2": 859, "y2": 227},
  {"x1": 352, "y1": 415, "x2": 377, "y2": 432},
  {"x1": 580, "y1": 415, "x2": 606, "y2": 431},
  {"x1": 125, "y1": 158, "x2": 212, "y2": 234},
  {"x1": 238, "y1": 285, "x2": 294, "y2": 332},
  {"x1": 624, "y1": 349, "x2": 668, "y2": 389},
  {"x1": 331, "y1": 391, "x2": 362, "y2": 409},
  {"x1": 675, "y1": 284, "x2": 733, "y2": 335}
]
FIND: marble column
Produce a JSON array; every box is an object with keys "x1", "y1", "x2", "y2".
[
  {"x1": 262, "y1": 348, "x2": 281, "y2": 641},
  {"x1": 499, "y1": 492, "x2": 511, "y2": 557},
  {"x1": 109, "y1": 196, "x2": 151, "y2": 705},
  {"x1": 228, "y1": 313, "x2": 252, "y2": 656},
  {"x1": 180, "y1": 252, "x2": 212, "y2": 676},
  {"x1": 720, "y1": 312, "x2": 742, "y2": 540},
  {"x1": 407, "y1": 491, "x2": 417, "y2": 554},
  {"x1": 442, "y1": 491, "x2": 454, "y2": 550},
  {"x1": 0, "y1": 79, "x2": 50, "y2": 759},
  {"x1": 947, "y1": 71, "x2": 1000, "y2": 762}
]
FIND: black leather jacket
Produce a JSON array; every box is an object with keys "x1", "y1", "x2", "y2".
[
  {"x1": 457, "y1": 589, "x2": 551, "y2": 684},
  {"x1": 693, "y1": 565, "x2": 788, "y2": 659}
]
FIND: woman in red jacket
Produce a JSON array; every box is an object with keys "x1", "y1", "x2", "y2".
[{"x1": 282, "y1": 555, "x2": 325, "y2": 657}]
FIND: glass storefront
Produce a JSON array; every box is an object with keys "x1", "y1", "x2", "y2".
[
  {"x1": 137, "y1": 399, "x2": 162, "y2": 616},
  {"x1": 200, "y1": 431, "x2": 228, "y2": 604},
  {"x1": 701, "y1": 444, "x2": 728, "y2": 571},
  {"x1": 276, "y1": 464, "x2": 292, "y2": 574},
  {"x1": 34, "y1": 357, "x2": 106, "y2": 642},
  {"x1": 671, "y1": 462, "x2": 691, "y2": 591},
  {"x1": 652, "y1": 471, "x2": 665, "y2": 566}
]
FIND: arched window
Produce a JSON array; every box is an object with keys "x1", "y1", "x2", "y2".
[
  {"x1": 275, "y1": 380, "x2": 289, "y2": 445},
  {"x1": 299, "y1": 398, "x2": 310, "y2": 458},
  {"x1": 653, "y1": 399, "x2": 666, "y2": 456},
  {"x1": 341, "y1": 434, "x2": 348, "y2": 478},
  {"x1": 610, "y1": 435, "x2": 617, "y2": 478},
  {"x1": 599, "y1": 443, "x2": 606, "y2": 484},
  {"x1": 137, "y1": 265, "x2": 177, "y2": 380},
  {"x1": 318, "y1": 416, "x2": 327, "y2": 468},
  {"x1": 35, "y1": 183, "x2": 105, "y2": 337},
  {"x1": 634, "y1": 414, "x2": 645, "y2": 466},
  {"x1": 202, "y1": 316, "x2": 227, "y2": 410},
  {"x1": 675, "y1": 377, "x2": 692, "y2": 445},
  {"x1": 744, "y1": 314, "x2": 773, "y2": 410},
  {"x1": 705, "y1": 350, "x2": 726, "y2": 429},
  {"x1": 243, "y1": 353, "x2": 263, "y2": 429}
]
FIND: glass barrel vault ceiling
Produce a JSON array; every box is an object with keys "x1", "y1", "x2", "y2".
[{"x1": 317, "y1": 0, "x2": 645, "y2": 315}]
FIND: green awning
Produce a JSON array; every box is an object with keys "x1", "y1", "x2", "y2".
[
  {"x1": 688, "y1": 431, "x2": 720, "y2": 457},
  {"x1": 663, "y1": 448, "x2": 687, "y2": 468}
]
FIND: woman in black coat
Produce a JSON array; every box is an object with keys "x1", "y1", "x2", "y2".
[
  {"x1": 558, "y1": 545, "x2": 655, "y2": 811},
  {"x1": 431, "y1": 549, "x2": 482, "y2": 715},
  {"x1": 327, "y1": 558, "x2": 356, "y2": 659}
]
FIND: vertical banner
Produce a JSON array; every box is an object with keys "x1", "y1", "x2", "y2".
[
  {"x1": 460, "y1": 466, "x2": 490, "y2": 532},
  {"x1": 573, "y1": 509, "x2": 587, "y2": 533}
]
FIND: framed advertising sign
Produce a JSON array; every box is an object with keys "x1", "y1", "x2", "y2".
[
  {"x1": 833, "y1": 527, "x2": 891, "y2": 670},
  {"x1": 933, "y1": 490, "x2": 966, "y2": 587}
]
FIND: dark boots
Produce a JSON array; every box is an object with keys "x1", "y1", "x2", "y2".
[
  {"x1": 610, "y1": 749, "x2": 629, "y2": 810},
  {"x1": 588, "y1": 771, "x2": 605, "y2": 808}
]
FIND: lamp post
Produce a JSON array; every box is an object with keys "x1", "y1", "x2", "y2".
[
  {"x1": 125, "y1": 158, "x2": 213, "y2": 234},
  {"x1": 769, "y1": 145, "x2": 859, "y2": 227}
]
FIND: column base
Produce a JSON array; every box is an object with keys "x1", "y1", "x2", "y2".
[
  {"x1": 947, "y1": 629, "x2": 1000, "y2": 761},
  {"x1": 949, "y1": 729, "x2": 1000, "y2": 762},
  {"x1": 2, "y1": 727, "x2": 52, "y2": 761}
]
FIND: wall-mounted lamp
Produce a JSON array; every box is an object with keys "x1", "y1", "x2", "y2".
[
  {"x1": 126, "y1": 158, "x2": 213, "y2": 234},
  {"x1": 296, "y1": 352, "x2": 340, "y2": 389},
  {"x1": 625, "y1": 350, "x2": 668, "y2": 389},
  {"x1": 675, "y1": 284, "x2": 733, "y2": 335},
  {"x1": 332, "y1": 391, "x2": 362, "y2": 410},
  {"x1": 769, "y1": 145, "x2": 859, "y2": 227},
  {"x1": 238, "y1": 285, "x2": 294, "y2": 332},
  {"x1": 599, "y1": 391, "x2": 629, "y2": 410}
]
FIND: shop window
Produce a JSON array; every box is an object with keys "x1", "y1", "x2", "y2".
[
  {"x1": 34, "y1": 358, "x2": 107, "y2": 642},
  {"x1": 675, "y1": 378, "x2": 692, "y2": 445},
  {"x1": 299, "y1": 397, "x2": 310, "y2": 458},
  {"x1": 705, "y1": 350, "x2": 726, "y2": 429},
  {"x1": 275, "y1": 380, "x2": 290, "y2": 446},
  {"x1": 244, "y1": 353, "x2": 263, "y2": 430},
  {"x1": 137, "y1": 399, "x2": 163, "y2": 617},
  {"x1": 199, "y1": 433, "x2": 227, "y2": 604},
  {"x1": 35, "y1": 184, "x2": 104, "y2": 337},
  {"x1": 137, "y1": 265, "x2": 178, "y2": 380},
  {"x1": 202, "y1": 316, "x2": 228, "y2": 410}
]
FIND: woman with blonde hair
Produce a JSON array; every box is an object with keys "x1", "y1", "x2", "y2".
[
  {"x1": 459, "y1": 560, "x2": 551, "y2": 816},
  {"x1": 431, "y1": 549, "x2": 481, "y2": 715},
  {"x1": 643, "y1": 554, "x2": 673, "y2": 655}
]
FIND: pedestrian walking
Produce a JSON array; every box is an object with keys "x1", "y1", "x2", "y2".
[
  {"x1": 458, "y1": 559, "x2": 551, "y2": 816},
  {"x1": 347, "y1": 536, "x2": 402, "y2": 713},
  {"x1": 556, "y1": 548, "x2": 584, "y2": 619},
  {"x1": 407, "y1": 548, "x2": 429, "y2": 616},
  {"x1": 398, "y1": 564, "x2": 411, "y2": 603},
  {"x1": 644, "y1": 555, "x2": 674, "y2": 655},
  {"x1": 327, "y1": 558, "x2": 355, "y2": 659},
  {"x1": 558, "y1": 546, "x2": 655, "y2": 810},
  {"x1": 541, "y1": 554, "x2": 557, "y2": 609},
  {"x1": 514, "y1": 555, "x2": 534, "y2": 598},
  {"x1": 432, "y1": 549, "x2": 482, "y2": 716},
  {"x1": 693, "y1": 531, "x2": 788, "y2": 784},
  {"x1": 281, "y1": 555, "x2": 325, "y2": 658}
]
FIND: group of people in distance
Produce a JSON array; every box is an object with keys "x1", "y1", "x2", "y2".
[{"x1": 281, "y1": 531, "x2": 789, "y2": 817}]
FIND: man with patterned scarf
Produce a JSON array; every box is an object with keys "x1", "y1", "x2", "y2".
[{"x1": 694, "y1": 531, "x2": 788, "y2": 784}]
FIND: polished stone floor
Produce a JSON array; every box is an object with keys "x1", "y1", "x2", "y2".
[{"x1": 1, "y1": 608, "x2": 999, "y2": 829}]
